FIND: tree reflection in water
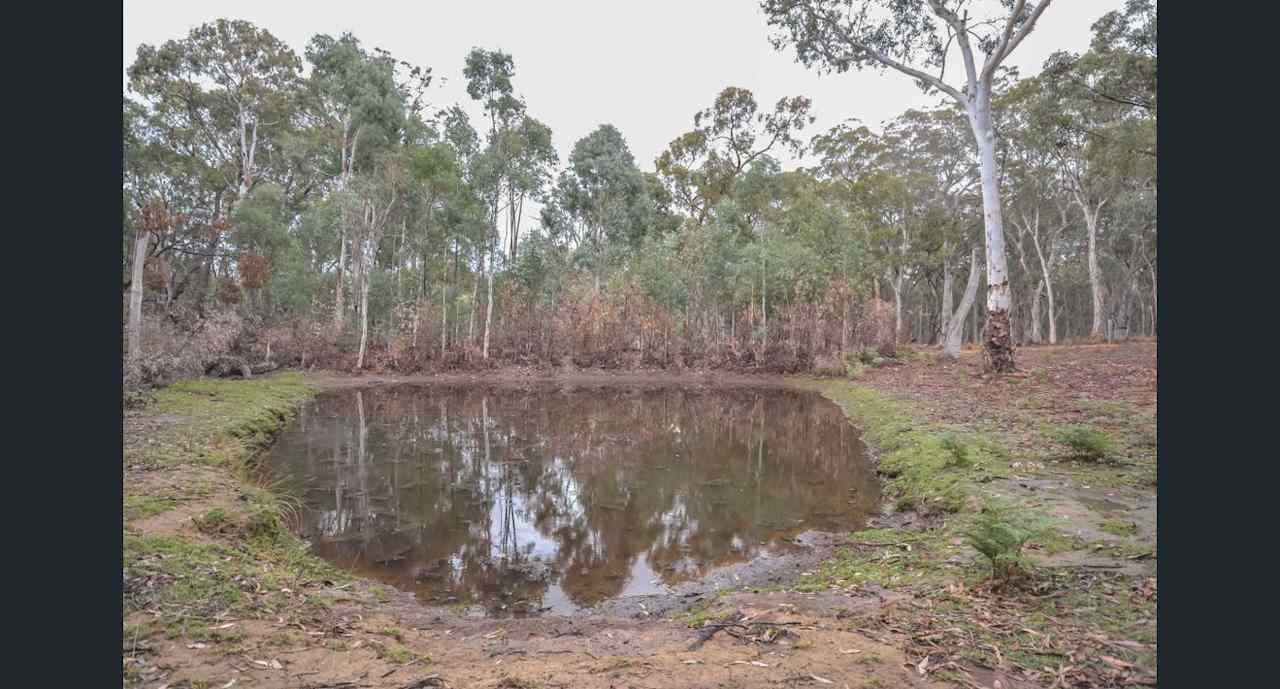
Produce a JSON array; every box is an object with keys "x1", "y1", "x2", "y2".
[{"x1": 268, "y1": 384, "x2": 880, "y2": 615}]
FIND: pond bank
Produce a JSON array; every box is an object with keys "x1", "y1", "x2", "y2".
[{"x1": 124, "y1": 343, "x2": 1156, "y2": 688}]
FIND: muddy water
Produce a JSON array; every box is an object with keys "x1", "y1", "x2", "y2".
[{"x1": 265, "y1": 384, "x2": 880, "y2": 616}]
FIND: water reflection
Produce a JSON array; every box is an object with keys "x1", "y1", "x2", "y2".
[{"x1": 267, "y1": 384, "x2": 880, "y2": 615}]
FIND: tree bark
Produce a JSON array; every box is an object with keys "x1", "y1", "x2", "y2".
[
  {"x1": 968, "y1": 98, "x2": 1015, "y2": 371},
  {"x1": 1029, "y1": 279, "x2": 1044, "y2": 344},
  {"x1": 939, "y1": 238, "x2": 953, "y2": 345},
  {"x1": 127, "y1": 228, "x2": 150, "y2": 363},
  {"x1": 482, "y1": 250, "x2": 495, "y2": 360},
  {"x1": 334, "y1": 225, "x2": 346, "y2": 329},
  {"x1": 942, "y1": 249, "x2": 979, "y2": 358},
  {"x1": 1079, "y1": 197, "x2": 1107, "y2": 340},
  {"x1": 356, "y1": 261, "x2": 371, "y2": 369}
]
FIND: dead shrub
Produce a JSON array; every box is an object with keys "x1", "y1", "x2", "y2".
[
  {"x1": 216, "y1": 277, "x2": 243, "y2": 305},
  {"x1": 239, "y1": 253, "x2": 270, "y2": 290}
]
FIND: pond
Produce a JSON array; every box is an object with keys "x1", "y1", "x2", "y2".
[{"x1": 264, "y1": 383, "x2": 881, "y2": 616}]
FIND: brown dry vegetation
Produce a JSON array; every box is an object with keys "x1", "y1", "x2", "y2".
[{"x1": 123, "y1": 342, "x2": 1156, "y2": 689}]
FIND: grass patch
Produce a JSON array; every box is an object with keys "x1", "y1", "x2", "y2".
[
  {"x1": 796, "y1": 534, "x2": 943, "y2": 591},
  {"x1": 1075, "y1": 398, "x2": 1136, "y2": 419},
  {"x1": 1042, "y1": 424, "x2": 1118, "y2": 462},
  {"x1": 146, "y1": 373, "x2": 313, "y2": 471},
  {"x1": 378, "y1": 625, "x2": 406, "y2": 642},
  {"x1": 124, "y1": 494, "x2": 178, "y2": 522},
  {"x1": 1101, "y1": 519, "x2": 1138, "y2": 537},
  {"x1": 378, "y1": 644, "x2": 425, "y2": 665},
  {"x1": 812, "y1": 382, "x2": 1009, "y2": 514},
  {"x1": 1028, "y1": 528, "x2": 1088, "y2": 555}
]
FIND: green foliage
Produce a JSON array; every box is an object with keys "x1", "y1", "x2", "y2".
[
  {"x1": 1043, "y1": 424, "x2": 1118, "y2": 461},
  {"x1": 938, "y1": 432, "x2": 972, "y2": 469},
  {"x1": 845, "y1": 357, "x2": 866, "y2": 379},
  {"x1": 964, "y1": 500, "x2": 1046, "y2": 585},
  {"x1": 194, "y1": 507, "x2": 233, "y2": 534}
]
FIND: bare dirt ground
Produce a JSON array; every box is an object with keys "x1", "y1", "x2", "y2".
[{"x1": 123, "y1": 342, "x2": 1156, "y2": 689}]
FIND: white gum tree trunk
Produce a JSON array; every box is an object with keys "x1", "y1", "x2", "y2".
[
  {"x1": 967, "y1": 95, "x2": 1015, "y2": 370},
  {"x1": 1077, "y1": 196, "x2": 1108, "y2": 339},
  {"x1": 942, "y1": 248, "x2": 980, "y2": 358},
  {"x1": 939, "y1": 238, "x2": 953, "y2": 345}
]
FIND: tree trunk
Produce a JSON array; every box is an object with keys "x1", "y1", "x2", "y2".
[
  {"x1": 356, "y1": 241, "x2": 371, "y2": 370},
  {"x1": 968, "y1": 101, "x2": 1015, "y2": 372},
  {"x1": 1081, "y1": 200, "x2": 1107, "y2": 340},
  {"x1": 482, "y1": 263, "x2": 495, "y2": 360},
  {"x1": 467, "y1": 247, "x2": 481, "y2": 348},
  {"x1": 482, "y1": 225, "x2": 497, "y2": 359},
  {"x1": 127, "y1": 229, "x2": 150, "y2": 363},
  {"x1": 1029, "y1": 279, "x2": 1044, "y2": 344},
  {"x1": 939, "y1": 239, "x2": 953, "y2": 345},
  {"x1": 890, "y1": 269, "x2": 903, "y2": 344},
  {"x1": 334, "y1": 225, "x2": 346, "y2": 329},
  {"x1": 942, "y1": 249, "x2": 980, "y2": 358}
]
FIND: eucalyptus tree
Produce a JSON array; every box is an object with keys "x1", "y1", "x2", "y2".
[
  {"x1": 129, "y1": 19, "x2": 302, "y2": 202},
  {"x1": 305, "y1": 33, "x2": 409, "y2": 326},
  {"x1": 123, "y1": 95, "x2": 233, "y2": 310},
  {"x1": 344, "y1": 153, "x2": 410, "y2": 369},
  {"x1": 763, "y1": 0, "x2": 1056, "y2": 371},
  {"x1": 884, "y1": 107, "x2": 980, "y2": 356},
  {"x1": 811, "y1": 122, "x2": 916, "y2": 339},
  {"x1": 496, "y1": 115, "x2": 557, "y2": 264},
  {"x1": 463, "y1": 47, "x2": 558, "y2": 359},
  {"x1": 1043, "y1": 0, "x2": 1155, "y2": 160},
  {"x1": 1038, "y1": 2, "x2": 1155, "y2": 339},
  {"x1": 656, "y1": 87, "x2": 813, "y2": 225},
  {"x1": 128, "y1": 19, "x2": 303, "y2": 306},
  {"x1": 552, "y1": 124, "x2": 650, "y2": 287},
  {"x1": 1001, "y1": 77, "x2": 1072, "y2": 344}
]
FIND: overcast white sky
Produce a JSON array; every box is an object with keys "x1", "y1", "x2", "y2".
[{"x1": 125, "y1": 0, "x2": 1122, "y2": 232}]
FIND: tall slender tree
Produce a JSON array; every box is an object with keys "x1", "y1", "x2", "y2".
[{"x1": 762, "y1": 0, "x2": 1055, "y2": 371}]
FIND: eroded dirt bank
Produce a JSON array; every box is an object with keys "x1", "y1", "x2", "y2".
[{"x1": 124, "y1": 342, "x2": 1156, "y2": 689}]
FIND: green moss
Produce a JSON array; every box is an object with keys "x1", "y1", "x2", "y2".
[
  {"x1": 686, "y1": 603, "x2": 737, "y2": 629},
  {"x1": 1101, "y1": 519, "x2": 1138, "y2": 536},
  {"x1": 795, "y1": 536, "x2": 943, "y2": 591},
  {"x1": 147, "y1": 373, "x2": 314, "y2": 471},
  {"x1": 812, "y1": 382, "x2": 1009, "y2": 514}
]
